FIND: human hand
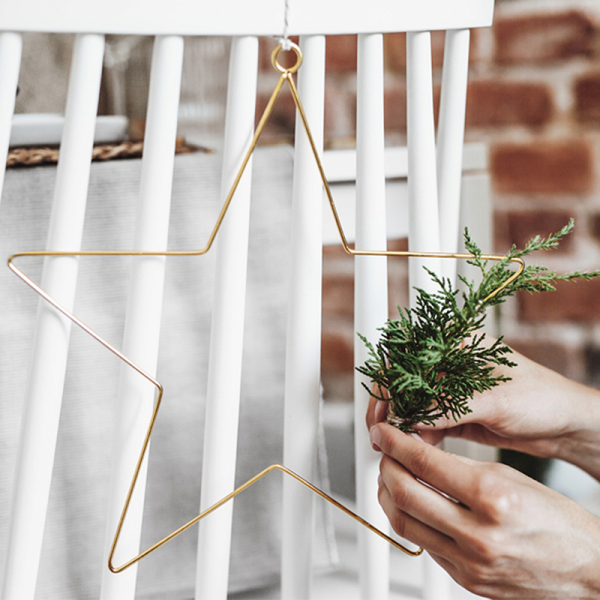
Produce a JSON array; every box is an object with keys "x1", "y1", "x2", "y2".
[
  {"x1": 366, "y1": 345, "x2": 600, "y2": 481},
  {"x1": 370, "y1": 423, "x2": 600, "y2": 599}
]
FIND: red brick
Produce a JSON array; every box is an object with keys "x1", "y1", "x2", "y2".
[
  {"x1": 506, "y1": 339, "x2": 582, "y2": 379},
  {"x1": 490, "y1": 140, "x2": 594, "y2": 195},
  {"x1": 323, "y1": 83, "x2": 354, "y2": 140},
  {"x1": 387, "y1": 238, "x2": 408, "y2": 253},
  {"x1": 384, "y1": 85, "x2": 407, "y2": 133},
  {"x1": 503, "y1": 211, "x2": 575, "y2": 254},
  {"x1": 326, "y1": 35, "x2": 357, "y2": 74},
  {"x1": 323, "y1": 238, "x2": 407, "y2": 261},
  {"x1": 466, "y1": 80, "x2": 553, "y2": 129},
  {"x1": 494, "y1": 11, "x2": 596, "y2": 65},
  {"x1": 574, "y1": 72, "x2": 600, "y2": 124},
  {"x1": 518, "y1": 277, "x2": 600, "y2": 322},
  {"x1": 323, "y1": 242, "x2": 355, "y2": 262},
  {"x1": 322, "y1": 272, "x2": 354, "y2": 318},
  {"x1": 321, "y1": 329, "x2": 354, "y2": 374},
  {"x1": 384, "y1": 30, "x2": 446, "y2": 73},
  {"x1": 384, "y1": 84, "x2": 440, "y2": 135}
]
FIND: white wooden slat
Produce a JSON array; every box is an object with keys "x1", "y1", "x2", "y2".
[
  {"x1": 1, "y1": 33, "x2": 104, "y2": 600},
  {"x1": 0, "y1": 32, "x2": 21, "y2": 202},
  {"x1": 0, "y1": 0, "x2": 494, "y2": 36},
  {"x1": 406, "y1": 31, "x2": 442, "y2": 304},
  {"x1": 281, "y1": 34, "x2": 326, "y2": 600},
  {"x1": 354, "y1": 32, "x2": 390, "y2": 600},
  {"x1": 322, "y1": 143, "x2": 487, "y2": 185},
  {"x1": 195, "y1": 35, "x2": 258, "y2": 600},
  {"x1": 99, "y1": 35, "x2": 184, "y2": 600},
  {"x1": 437, "y1": 28, "x2": 470, "y2": 285},
  {"x1": 406, "y1": 31, "x2": 452, "y2": 600}
]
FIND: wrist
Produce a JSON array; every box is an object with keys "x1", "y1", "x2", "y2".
[{"x1": 555, "y1": 382, "x2": 600, "y2": 482}]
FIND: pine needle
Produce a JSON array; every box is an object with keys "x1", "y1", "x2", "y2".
[{"x1": 357, "y1": 220, "x2": 600, "y2": 432}]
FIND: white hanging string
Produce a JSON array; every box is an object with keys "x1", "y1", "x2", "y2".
[{"x1": 280, "y1": 0, "x2": 291, "y2": 50}]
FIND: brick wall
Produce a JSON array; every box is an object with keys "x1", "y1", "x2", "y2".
[{"x1": 256, "y1": 1, "x2": 600, "y2": 400}]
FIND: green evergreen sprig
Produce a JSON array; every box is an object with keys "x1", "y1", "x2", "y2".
[{"x1": 357, "y1": 220, "x2": 600, "y2": 432}]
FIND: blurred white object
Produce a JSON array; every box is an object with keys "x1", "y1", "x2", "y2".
[{"x1": 9, "y1": 114, "x2": 128, "y2": 146}]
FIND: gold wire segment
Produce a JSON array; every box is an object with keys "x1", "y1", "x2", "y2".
[
  {"x1": 9, "y1": 40, "x2": 527, "y2": 573},
  {"x1": 276, "y1": 44, "x2": 525, "y2": 297},
  {"x1": 8, "y1": 251, "x2": 423, "y2": 572}
]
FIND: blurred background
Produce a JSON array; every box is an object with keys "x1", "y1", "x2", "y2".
[{"x1": 11, "y1": 0, "x2": 600, "y2": 492}]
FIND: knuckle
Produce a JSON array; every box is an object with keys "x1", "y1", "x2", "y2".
[
  {"x1": 456, "y1": 557, "x2": 496, "y2": 597},
  {"x1": 389, "y1": 481, "x2": 412, "y2": 511},
  {"x1": 467, "y1": 529, "x2": 502, "y2": 565},
  {"x1": 463, "y1": 573, "x2": 493, "y2": 599},
  {"x1": 389, "y1": 510, "x2": 408, "y2": 540},
  {"x1": 406, "y1": 444, "x2": 434, "y2": 478},
  {"x1": 473, "y1": 470, "x2": 517, "y2": 521}
]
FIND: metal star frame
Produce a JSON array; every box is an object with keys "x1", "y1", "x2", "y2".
[{"x1": 8, "y1": 41, "x2": 525, "y2": 573}]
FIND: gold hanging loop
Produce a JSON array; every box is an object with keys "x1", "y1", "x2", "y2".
[
  {"x1": 9, "y1": 40, "x2": 528, "y2": 573},
  {"x1": 271, "y1": 42, "x2": 303, "y2": 73}
]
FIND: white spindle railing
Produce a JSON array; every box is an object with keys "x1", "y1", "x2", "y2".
[
  {"x1": 408, "y1": 30, "x2": 467, "y2": 600},
  {"x1": 100, "y1": 34, "x2": 184, "y2": 600},
  {"x1": 2, "y1": 33, "x2": 105, "y2": 600},
  {"x1": 195, "y1": 35, "x2": 258, "y2": 600},
  {"x1": 0, "y1": 32, "x2": 21, "y2": 203},
  {"x1": 354, "y1": 32, "x2": 391, "y2": 600},
  {"x1": 281, "y1": 34, "x2": 326, "y2": 600},
  {"x1": 0, "y1": 12, "x2": 479, "y2": 599},
  {"x1": 437, "y1": 28, "x2": 471, "y2": 282},
  {"x1": 406, "y1": 30, "x2": 442, "y2": 300}
]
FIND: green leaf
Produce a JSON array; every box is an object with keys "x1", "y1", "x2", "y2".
[{"x1": 357, "y1": 221, "x2": 599, "y2": 432}]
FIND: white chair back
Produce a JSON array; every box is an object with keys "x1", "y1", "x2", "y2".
[{"x1": 0, "y1": 1, "x2": 495, "y2": 598}]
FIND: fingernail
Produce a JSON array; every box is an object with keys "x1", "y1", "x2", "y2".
[
  {"x1": 411, "y1": 432, "x2": 425, "y2": 443},
  {"x1": 370, "y1": 426, "x2": 381, "y2": 452},
  {"x1": 377, "y1": 473, "x2": 383, "y2": 486}
]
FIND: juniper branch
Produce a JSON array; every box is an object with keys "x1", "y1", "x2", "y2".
[{"x1": 357, "y1": 220, "x2": 600, "y2": 432}]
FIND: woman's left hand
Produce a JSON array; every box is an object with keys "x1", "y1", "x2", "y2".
[{"x1": 369, "y1": 423, "x2": 600, "y2": 599}]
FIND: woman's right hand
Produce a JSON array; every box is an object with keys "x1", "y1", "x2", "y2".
[
  {"x1": 369, "y1": 423, "x2": 600, "y2": 600},
  {"x1": 366, "y1": 345, "x2": 600, "y2": 482}
]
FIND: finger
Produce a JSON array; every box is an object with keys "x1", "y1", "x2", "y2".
[
  {"x1": 378, "y1": 477, "x2": 457, "y2": 558},
  {"x1": 366, "y1": 396, "x2": 378, "y2": 431},
  {"x1": 371, "y1": 423, "x2": 481, "y2": 510},
  {"x1": 379, "y1": 453, "x2": 470, "y2": 540},
  {"x1": 366, "y1": 396, "x2": 389, "y2": 432},
  {"x1": 414, "y1": 427, "x2": 447, "y2": 446},
  {"x1": 411, "y1": 398, "x2": 500, "y2": 432}
]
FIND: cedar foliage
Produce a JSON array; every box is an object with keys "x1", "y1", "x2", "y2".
[{"x1": 357, "y1": 220, "x2": 600, "y2": 432}]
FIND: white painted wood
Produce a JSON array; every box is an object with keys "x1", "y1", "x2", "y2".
[
  {"x1": 0, "y1": 32, "x2": 21, "y2": 203},
  {"x1": 437, "y1": 29, "x2": 470, "y2": 285},
  {"x1": 322, "y1": 143, "x2": 487, "y2": 185},
  {"x1": 9, "y1": 114, "x2": 128, "y2": 147},
  {"x1": 2, "y1": 33, "x2": 104, "y2": 600},
  {"x1": 100, "y1": 34, "x2": 184, "y2": 600},
  {"x1": 354, "y1": 32, "x2": 390, "y2": 600},
  {"x1": 281, "y1": 34, "x2": 326, "y2": 600},
  {"x1": 1, "y1": 0, "x2": 492, "y2": 596},
  {"x1": 406, "y1": 31, "x2": 452, "y2": 600},
  {"x1": 195, "y1": 36, "x2": 258, "y2": 600},
  {"x1": 321, "y1": 145, "x2": 488, "y2": 246},
  {"x1": 406, "y1": 31, "x2": 441, "y2": 303},
  {"x1": 0, "y1": 0, "x2": 494, "y2": 36}
]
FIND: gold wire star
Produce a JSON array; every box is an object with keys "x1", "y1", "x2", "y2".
[{"x1": 9, "y1": 40, "x2": 525, "y2": 573}]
